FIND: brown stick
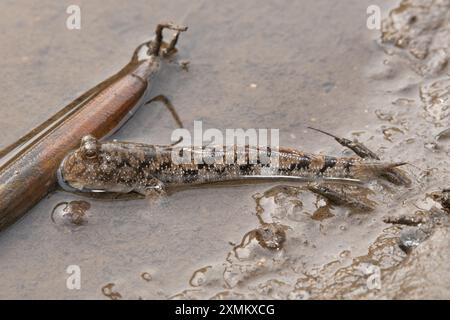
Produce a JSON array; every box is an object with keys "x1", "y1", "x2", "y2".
[{"x1": 0, "y1": 23, "x2": 187, "y2": 230}]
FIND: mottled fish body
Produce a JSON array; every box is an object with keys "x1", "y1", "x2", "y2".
[{"x1": 58, "y1": 135, "x2": 406, "y2": 196}]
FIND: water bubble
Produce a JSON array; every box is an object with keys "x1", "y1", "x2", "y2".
[{"x1": 398, "y1": 228, "x2": 429, "y2": 253}]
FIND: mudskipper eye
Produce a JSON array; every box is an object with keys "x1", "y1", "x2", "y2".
[
  {"x1": 84, "y1": 148, "x2": 97, "y2": 159},
  {"x1": 80, "y1": 135, "x2": 99, "y2": 159}
]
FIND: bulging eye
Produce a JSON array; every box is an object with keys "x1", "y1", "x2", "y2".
[
  {"x1": 80, "y1": 135, "x2": 99, "y2": 159},
  {"x1": 83, "y1": 147, "x2": 97, "y2": 159}
]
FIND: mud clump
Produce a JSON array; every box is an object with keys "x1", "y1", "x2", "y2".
[
  {"x1": 254, "y1": 223, "x2": 288, "y2": 250},
  {"x1": 381, "y1": 0, "x2": 450, "y2": 76}
]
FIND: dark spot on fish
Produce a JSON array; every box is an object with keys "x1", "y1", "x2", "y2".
[
  {"x1": 183, "y1": 168, "x2": 199, "y2": 183},
  {"x1": 214, "y1": 166, "x2": 227, "y2": 175},
  {"x1": 320, "y1": 156, "x2": 337, "y2": 173},
  {"x1": 343, "y1": 160, "x2": 353, "y2": 174},
  {"x1": 157, "y1": 161, "x2": 172, "y2": 171},
  {"x1": 197, "y1": 163, "x2": 206, "y2": 170},
  {"x1": 239, "y1": 164, "x2": 254, "y2": 174},
  {"x1": 295, "y1": 155, "x2": 311, "y2": 170}
]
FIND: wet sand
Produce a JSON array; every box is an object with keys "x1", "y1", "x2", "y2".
[{"x1": 0, "y1": 0, "x2": 449, "y2": 299}]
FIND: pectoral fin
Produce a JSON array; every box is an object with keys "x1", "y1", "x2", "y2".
[{"x1": 135, "y1": 179, "x2": 166, "y2": 198}]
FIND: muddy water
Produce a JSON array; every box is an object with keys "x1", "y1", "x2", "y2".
[{"x1": 0, "y1": 0, "x2": 449, "y2": 299}]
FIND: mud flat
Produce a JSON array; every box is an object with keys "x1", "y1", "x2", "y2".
[{"x1": 0, "y1": 0, "x2": 449, "y2": 299}]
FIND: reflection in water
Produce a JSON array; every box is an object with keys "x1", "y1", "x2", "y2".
[{"x1": 51, "y1": 200, "x2": 90, "y2": 229}]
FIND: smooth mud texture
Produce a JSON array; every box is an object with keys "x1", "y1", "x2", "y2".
[{"x1": 1, "y1": 0, "x2": 449, "y2": 299}]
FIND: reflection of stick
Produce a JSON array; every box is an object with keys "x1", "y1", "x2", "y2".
[
  {"x1": 144, "y1": 95, "x2": 184, "y2": 146},
  {"x1": 144, "y1": 95, "x2": 184, "y2": 129}
]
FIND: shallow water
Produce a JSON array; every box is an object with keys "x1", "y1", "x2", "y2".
[{"x1": 0, "y1": 0, "x2": 449, "y2": 299}]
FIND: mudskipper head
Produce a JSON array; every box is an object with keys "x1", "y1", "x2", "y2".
[
  {"x1": 58, "y1": 135, "x2": 150, "y2": 194},
  {"x1": 57, "y1": 135, "x2": 105, "y2": 192}
]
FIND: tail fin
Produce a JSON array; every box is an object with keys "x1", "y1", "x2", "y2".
[
  {"x1": 357, "y1": 161, "x2": 407, "y2": 171},
  {"x1": 353, "y1": 161, "x2": 410, "y2": 185},
  {"x1": 379, "y1": 168, "x2": 412, "y2": 187},
  {"x1": 352, "y1": 160, "x2": 405, "y2": 176}
]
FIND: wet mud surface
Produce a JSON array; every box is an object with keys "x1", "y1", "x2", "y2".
[{"x1": 0, "y1": 0, "x2": 449, "y2": 299}]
